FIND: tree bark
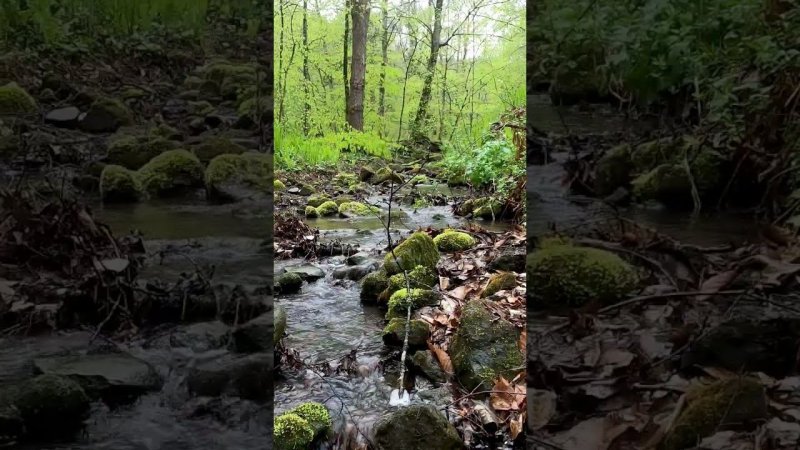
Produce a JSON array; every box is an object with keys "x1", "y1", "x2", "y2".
[
  {"x1": 410, "y1": 0, "x2": 444, "y2": 137},
  {"x1": 347, "y1": 0, "x2": 370, "y2": 131},
  {"x1": 343, "y1": 0, "x2": 350, "y2": 116},
  {"x1": 302, "y1": 0, "x2": 310, "y2": 135},
  {"x1": 378, "y1": 0, "x2": 389, "y2": 122}
]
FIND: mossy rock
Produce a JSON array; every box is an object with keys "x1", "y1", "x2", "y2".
[
  {"x1": 372, "y1": 167, "x2": 404, "y2": 185},
  {"x1": 0, "y1": 82, "x2": 36, "y2": 115},
  {"x1": 275, "y1": 179, "x2": 286, "y2": 191},
  {"x1": 372, "y1": 404, "x2": 463, "y2": 450},
  {"x1": 450, "y1": 300, "x2": 523, "y2": 391},
  {"x1": 106, "y1": 133, "x2": 179, "y2": 169},
  {"x1": 473, "y1": 198, "x2": 504, "y2": 219},
  {"x1": 410, "y1": 174, "x2": 430, "y2": 185},
  {"x1": 386, "y1": 265, "x2": 437, "y2": 294},
  {"x1": 481, "y1": 272, "x2": 516, "y2": 298},
  {"x1": 383, "y1": 232, "x2": 440, "y2": 275},
  {"x1": 433, "y1": 230, "x2": 476, "y2": 252},
  {"x1": 527, "y1": 243, "x2": 637, "y2": 308},
  {"x1": 79, "y1": 97, "x2": 133, "y2": 133},
  {"x1": 335, "y1": 196, "x2": 356, "y2": 205},
  {"x1": 276, "y1": 272, "x2": 303, "y2": 295},
  {"x1": 316, "y1": 200, "x2": 339, "y2": 217},
  {"x1": 100, "y1": 165, "x2": 142, "y2": 203},
  {"x1": 386, "y1": 289, "x2": 439, "y2": 320},
  {"x1": 631, "y1": 163, "x2": 692, "y2": 206},
  {"x1": 383, "y1": 318, "x2": 429, "y2": 347},
  {"x1": 274, "y1": 413, "x2": 314, "y2": 450},
  {"x1": 663, "y1": 377, "x2": 767, "y2": 450},
  {"x1": 8, "y1": 374, "x2": 91, "y2": 439},
  {"x1": 138, "y1": 149, "x2": 204, "y2": 197},
  {"x1": 360, "y1": 271, "x2": 389, "y2": 304},
  {"x1": 191, "y1": 137, "x2": 246, "y2": 164},
  {"x1": 187, "y1": 100, "x2": 214, "y2": 117},
  {"x1": 333, "y1": 172, "x2": 359, "y2": 187},
  {"x1": 338, "y1": 201, "x2": 380, "y2": 217},
  {"x1": 288, "y1": 402, "x2": 332, "y2": 439},
  {"x1": 594, "y1": 143, "x2": 633, "y2": 196},
  {"x1": 447, "y1": 173, "x2": 468, "y2": 187},
  {"x1": 307, "y1": 194, "x2": 332, "y2": 208},
  {"x1": 205, "y1": 152, "x2": 271, "y2": 201},
  {"x1": 305, "y1": 205, "x2": 319, "y2": 218},
  {"x1": 631, "y1": 139, "x2": 674, "y2": 172},
  {"x1": 274, "y1": 305, "x2": 287, "y2": 345},
  {"x1": 119, "y1": 86, "x2": 147, "y2": 100},
  {"x1": 200, "y1": 61, "x2": 257, "y2": 84}
]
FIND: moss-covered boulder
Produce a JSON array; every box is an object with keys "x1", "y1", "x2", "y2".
[
  {"x1": 274, "y1": 305, "x2": 287, "y2": 345},
  {"x1": 274, "y1": 413, "x2": 314, "y2": 450},
  {"x1": 106, "y1": 133, "x2": 179, "y2": 169},
  {"x1": 631, "y1": 139, "x2": 673, "y2": 172},
  {"x1": 383, "y1": 232, "x2": 440, "y2": 275},
  {"x1": 527, "y1": 243, "x2": 637, "y2": 308},
  {"x1": 0, "y1": 82, "x2": 36, "y2": 115},
  {"x1": 205, "y1": 152, "x2": 271, "y2": 202},
  {"x1": 305, "y1": 205, "x2": 319, "y2": 218},
  {"x1": 481, "y1": 272, "x2": 516, "y2": 298},
  {"x1": 338, "y1": 201, "x2": 380, "y2": 217},
  {"x1": 433, "y1": 230, "x2": 476, "y2": 252},
  {"x1": 386, "y1": 265, "x2": 437, "y2": 294},
  {"x1": 288, "y1": 402, "x2": 332, "y2": 439},
  {"x1": 276, "y1": 272, "x2": 303, "y2": 295},
  {"x1": 307, "y1": 194, "x2": 332, "y2": 208},
  {"x1": 138, "y1": 149, "x2": 204, "y2": 197},
  {"x1": 360, "y1": 271, "x2": 389, "y2": 304},
  {"x1": 372, "y1": 167, "x2": 404, "y2": 185},
  {"x1": 663, "y1": 378, "x2": 767, "y2": 450},
  {"x1": 4, "y1": 374, "x2": 90, "y2": 439},
  {"x1": 386, "y1": 289, "x2": 439, "y2": 319},
  {"x1": 383, "y1": 318, "x2": 429, "y2": 347},
  {"x1": 79, "y1": 97, "x2": 133, "y2": 133},
  {"x1": 100, "y1": 165, "x2": 142, "y2": 202},
  {"x1": 274, "y1": 179, "x2": 286, "y2": 191},
  {"x1": 333, "y1": 172, "x2": 359, "y2": 187},
  {"x1": 594, "y1": 144, "x2": 633, "y2": 196},
  {"x1": 372, "y1": 404, "x2": 463, "y2": 450},
  {"x1": 450, "y1": 300, "x2": 523, "y2": 391},
  {"x1": 316, "y1": 200, "x2": 339, "y2": 216},
  {"x1": 473, "y1": 198, "x2": 503, "y2": 219},
  {"x1": 191, "y1": 137, "x2": 246, "y2": 164}
]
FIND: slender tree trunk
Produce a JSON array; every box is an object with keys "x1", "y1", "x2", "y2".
[
  {"x1": 277, "y1": 0, "x2": 285, "y2": 124},
  {"x1": 347, "y1": 0, "x2": 370, "y2": 131},
  {"x1": 378, "y1": 0, "x2": 389, "y2": 134},
  {"x1": 397, "y1": 36, "x2": 418, "y2": 141},
  {"x1": 343, "y1": 0, "x2": 350, "y2": 116},
  {"x1": 302, "y1": 0, "x2": 310, "y2": 135},
  {"x1": 410, "y1": 0, "x2": 444, "y2": 137},
  {"x1": 439, "y1": 52, "x2": 449, "y2": 139}
]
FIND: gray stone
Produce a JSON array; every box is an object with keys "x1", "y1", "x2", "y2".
[
  {"x1": 372, "y1": 404, "x2": 463, "y2": 450},
  {"x1": 233, "y1": 313, "x2": 272, "y2": 352},
  {"x1": 411, "y1": 350, "x2": 447, "y2": 383},
  {"x1": 282, "y1": 264, "x2": 325, "y2": 282},
  {"x1": 487, "y1": 246, "x2": 525, "y2": 273},
  {"x1": 186, "y1": 352, "x2": 272, "y2": 401},
  {"x1": 332, "y1": 262, "x2": 378, "y2": 281},
  {"x1": 44, "y1": 106, "x2": 80, "y2": 128}
]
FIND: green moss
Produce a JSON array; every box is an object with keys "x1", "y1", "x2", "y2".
[
  {"x1": 360, "y1": 271, "x2": 389, "y2": 304},
  {"x1": 410, "y1": 174, "x2": 430, "y2": 185},
  {"x1": 387, "y1": 265, "x2": 437, "y2": 293},
  {"x1": 450, "y1": 300, "x2": 523, "y2": 391},
  {"x1": 386, "y1": 289, "x2": 439, "y2": 319},
  {"x1": 383, "y1": 318, "x2": 430, "y2": 347},
  {"x1": 100, "y1": 165, "x2": 142, "y2": 202},
  {"x1": 274, "y1": 305, "x2": 287, "y2": 345},
  {"x1": 631, "y1": 139, "x2": 673, "y2": 172},
  {"x1": 276, "y1": 272, "x2": 303, "y2": 294},
  {"x1": 333, "y1": 172, "x2": 359, "y2": 187},
  {"x1": 200, "y1": 61, "x2": 257, "y2": 84},
  {"x1": 274, "y1": 413, "x2": 314, "y2": 450},
  {"x1": 433, "y1": 230, "x2": 476, "y2": 252},
  {"x1": 663, "y1": 378, "x2": 767, "y2": 450},
  {"x1": 338, "y1": 201, "x2": 380, "y2": 217},
  {"x1": 473, "y1": 198, "x2": 503, "y2": 219},
  {"x1": 0, "y1": 82, "x2": 36, "y2": 115},
  {"x1": 527, "y1": 243, "x2": 637, "y2": 308},
  {"x1": 305, "y1": 206, "x2": 319, "y2": 218},
  {"x1": 137, "y1": 149, "x2": 204, "y2": 196},
  {"x1": 107, "y1": 133, "x2": 178, "y2": 169},
  {"x1": 12, "y1": 374, "x2": 90, "y2": 438},
  {"x1": 316, "y1": 200, "x2": 339, "y2": 216},
  {"x1": 187, "y1": 100, "x2": 214, "y2": 116},
  {"x1": 191, "y1": 137, "x2": 246, "y2": 164},
  {"x1": 383, "y1": 232, "x2": 440, "y2": 275},
  {"x1": 481, "y1": 272, "x2": 517, "y2": 298},
  {"x1": 594, "y1": 144, "x2": 633, "y2": 196},
  {"x1": 205, "y1": 152, "x2": 271, "y2": 200},
  {"x1": 275, "y1": 179, "x2": 286, "y2": 190},
  {"x1": 87, "y1": 97, "x2": 133, "y2": 126},
  {"x1": 307, "y1": 194, "x2": 332, "y2": 208},
  {"x1": 631, "y1": 163, "x2": 692, "y2": 204},
  {"x1": 372, "y1": 167, "x2": 404, "y2": 185},
  {"x1": 288, "y1": 402, "x2": 331, "y2": 437}
]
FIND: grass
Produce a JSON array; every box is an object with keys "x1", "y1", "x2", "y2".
[{"x1": 275, "y1": 124, "x2": 394, "y2": 169}]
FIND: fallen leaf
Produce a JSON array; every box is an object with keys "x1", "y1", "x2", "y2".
[
  {"x1": 439, "y1": 276, "x2": 449, "y2": 290},
  {"x1": 429, "y1": 344, "x2": 453, "y2": 374},
  {"x1": 509, "y1": 412, "x2": 525, "y2": 440},
  {"x1": 696, "y1": 269, "x2": 740, "y2": 301}
]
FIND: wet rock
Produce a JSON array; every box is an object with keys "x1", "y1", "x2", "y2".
[
  {"x1": 681, "y1": 318, "x2": 800, "y2": 377},
  {"x1": 186, "y1": 353, "x2": 272, "y2": 401},
  {"x1": 282, "y1": 264, "x2": 325, "y2": 282},
  {"x1": 383, "y1": 232, "x2": 440, "y2": 275},
  {"x1": 44, "y1": 106, "x2": 80, "y2": 128},
  {"x1": 307, "y1": 194, "x2": 332, "y2": 208},
  {"x1": 274, "y1": 305, "x2": 287, "y2": 345},
  {"x1": 0, "y1": 82, "x2": 37, "y2": 115},
  {"x1": 359, "y1": 166, "x2": 375, "y2": 182},
  {"x1": 433, "y1": 230, "x2": 476, "y2": 252},
  {"x1": 78, "y1": 97, "x2": 133, "y2": 133},
  {"x1": 100, "y1": 164, "x2": 142, "y2": 202},
  {"x1": 170, "y1": 321, "x2": 231, "y2": 352},
  {"x1": 106, "y1": 133, "x2": 179, "y2": 169},
  {"x1": 411, "y1": 350, "x2": 447, "y2": 383},
  {"x1": 450, "y1": 300, "x2": 523, "y2": 391},
  {"x1": 488, "y1": 246, "x2": 525, "y2": 273},
  {"x1": 480, "y1": 272, "x2": 516, "y2": 298},
  {"x1": 233, "y1": 313, "x2": 272, "y2": 352},
  {"x1": 191, "y1": 136, "x2": 246, "y2": 164},
  {"x1": 386, "y1": 289, "x2": 439, "y2": 320},
  {"x1": 372, "y1": 404, "x2": 463, "y2": 450},
  {"x1": 338, "y1": 201, "x2": 380, "y2": 217},
  {"x1": 332, "y1": 262, "x2": 378, "y2": 281},
  {"x1": 386, "y1": 265, "x2": 437, "y2": 294},
  {"x1": 33, "y1": 353, "x2": 162, "y2": 405},
  {"x1": 663, "y1": 377, "x2": 766, "y2": 450},
  {"x1": 139, "y1": 149, "x2": 205, "y2": 197},
  {"x1": 205, "y1": 152, "x2": 271, "y2": 202},
  {"x1": 275, "y1": 272, "x2": 303, "y2": 294},
  {"x1": 603, "y1": 186, "x2": 631, "y2": 206},
  {"x1": 382, "y1": 319, "x2": 429, "y2": 347},
  {"x1": 0, "y1": 374, "x2": 89, "y2": 440},
  {"x1": 316, "y1": 201, "x2": 339, "y2": 217},
  {"x1": 372, "y1": 167, "x2": 404, "y2": 185},
  {"x1": 594, "y1": 144, "x2": 633, "y2": 196},
  {"x1": 360, "y1": 271, "x2": 389, "y2": 304},
  {"x1": 346, "y1": 252, "x2": 370, "y2": 266}
]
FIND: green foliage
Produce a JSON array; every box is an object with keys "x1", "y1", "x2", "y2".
[
  {"x1": 0, "y1": 82, "x2": 37, "y2": 115},
  {"x1": 441, "y1": 137, "x2": 524, "y2": 196},
  {"x1": 276, "y1": 127, "x2": 394, "y2": 168}
]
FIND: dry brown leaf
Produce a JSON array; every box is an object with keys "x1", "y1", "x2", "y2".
[
  {"x1": 449, "y1": 285, "x2": 468, "y2": 300},
  {"x1": 509, "y1": 412, "x2": 525, "y2": 440},
  {"x1": 429, "y1": 343, "x2": 453, "y2": 374},
  {"x1": 696, "y1": 269, "x2": 739, "y2": 301},
  {"x1": 439, "y1": 276, "x2": 449, "y2": 290},
  {"x1": 490, "y1": 377, "x2": 526, "y2": 411}
]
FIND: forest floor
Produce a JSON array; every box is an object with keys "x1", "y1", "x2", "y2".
[{"x1": 273, "y1": 159, "x2": 527, "y2": 449}]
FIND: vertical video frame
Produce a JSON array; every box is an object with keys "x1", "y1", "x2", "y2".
[
  {"x1": 273, "y1": 0, "x2": 527, "y2": 447},
  {"x1": 527, "y1": 1, "x2": 800, "y2": 449},
  {"x1": 0, "y1": 2, "x2": 273, "y2": 449}
]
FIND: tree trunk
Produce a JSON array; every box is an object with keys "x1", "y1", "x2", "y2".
[
  {"x1": 277, "y1": 0, "x2": 285, "y2": 124},
  {"x1": 343, "y1": 0, "x2": 350, "y2": 116},
  {"x1": 378, "y1": 0, "x2": 389, "y2": 128},
  {"x1": 410, "y1": 0, "x2": 444, "y2": 137},
  {"x1": 347, "y1": 0, "x2": 370, "y2": 131},
  {"x1": 398, "y1": 36, "x2": 418, "y2": 141},
  {"x1": 302, "y1": 0, "x2": 310, "y2": 135}
]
